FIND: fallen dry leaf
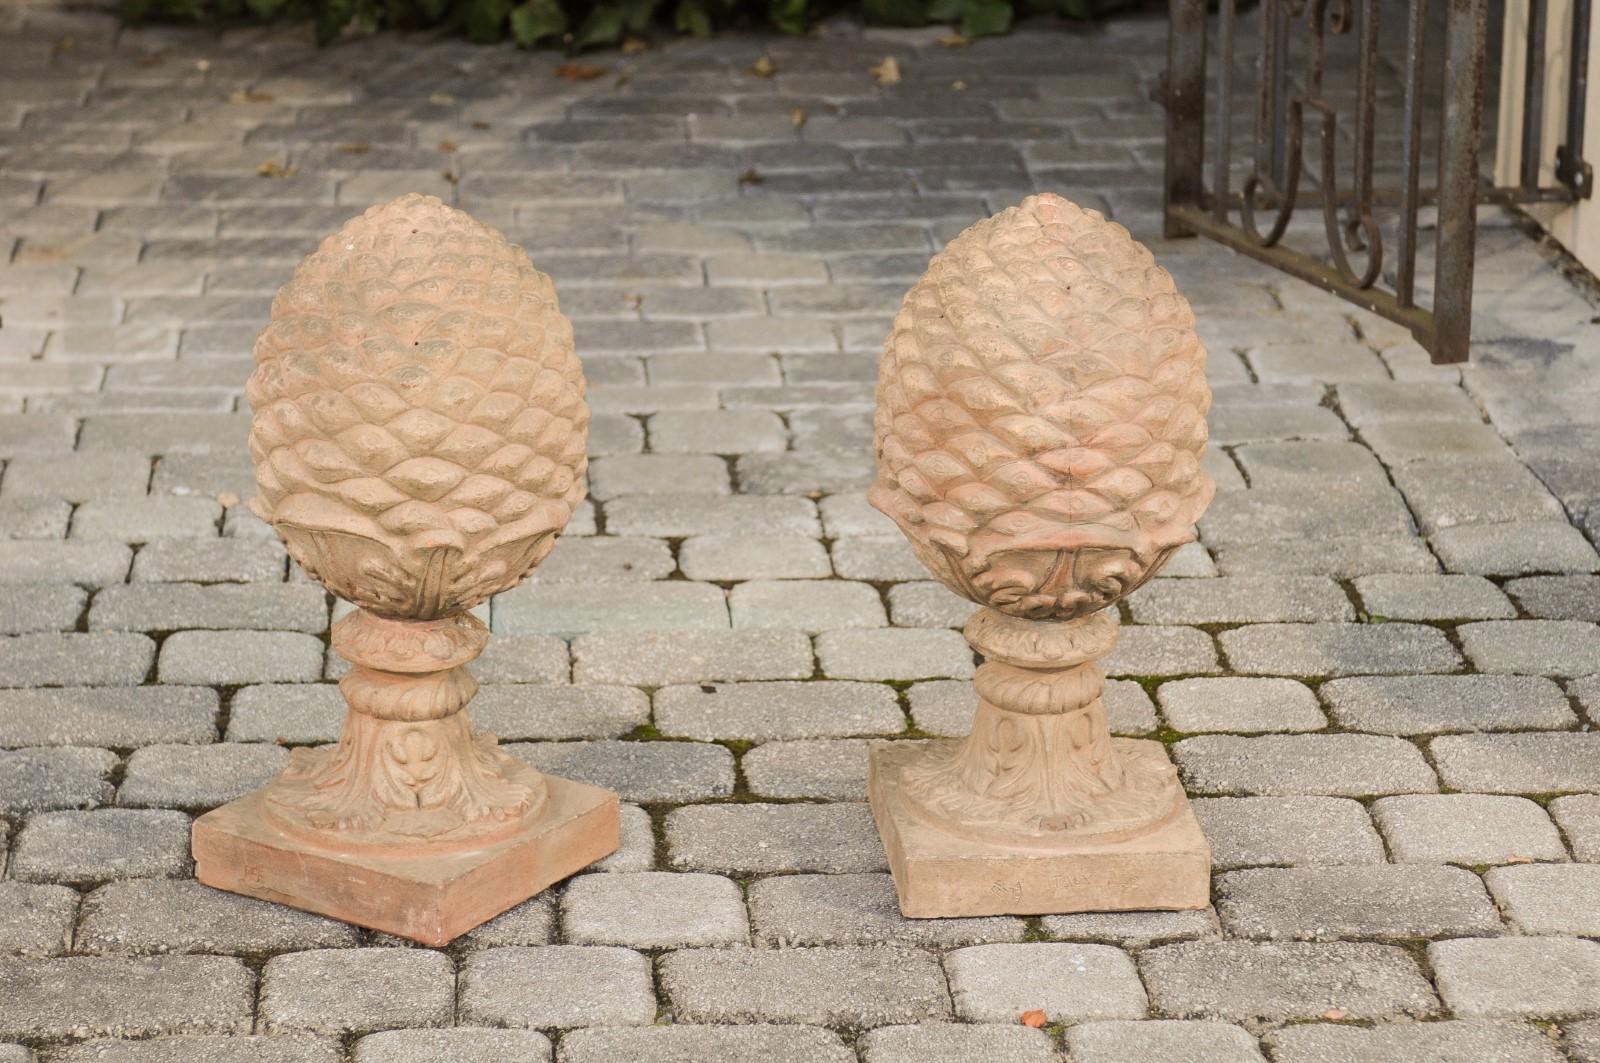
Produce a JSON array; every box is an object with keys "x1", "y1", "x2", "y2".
[
  {"x1": 749, "y1": 55, "x2": 777, "y2": 78},
  {"x1": 255, "y1": 161, "x2": 295, "y2": 178},
  {"x1": 429, "y1": 91, "x2": 457, "y2": 105},
  {"x1": 1020, "y1": 1010, "x2": 1047, "y2": 1028},
  {"x1": 338, "y1": 142, "x2": 371, "y2": 154},
  {"x1": 625, "y1": 292, "x2": 644, "y2": 311},
  {"x1": 790, "y1": 105, "x2": 808, "y2": 129},
  {"x1": 228, "y1": 89, "x2": 274, "y2": 104},
  {"x1": 442, "y1": 169, "x2": 460, "y2": 185},
  {"x1": 438, "y1": 139, "x2": 458, "y2": 154},
  {"x1": 472, "y1": 120, "x2": 492, "y2": 130},
  {"x1": 556, "y1": 63, "x2": 608, "y2": 81},
  {"x1": 216, "y1": 491, "x2": 240, "y2": 509},
  {"x1": 738, "y1": 167, "x2": 765, "y2": 186},
  {"x1": 938, "y1": 33, "x2": 970, "y2": 46},
  {"x1": 871, "y1": 56, "x2": 901, "y2": 86},
  {"x1": 621, "y1": 36, "x2": 649, "y2": 53}
]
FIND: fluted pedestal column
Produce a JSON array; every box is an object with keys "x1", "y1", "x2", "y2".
[{"x1": 868, "y1": 607, "x2": 1209, "y2": 917}]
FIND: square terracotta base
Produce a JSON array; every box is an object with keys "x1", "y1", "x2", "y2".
[
  {"x1": 869, "y1": 740, "x2": 1210, "y2": 918},
  {"x1": 192, "y1": 774, "x2": 619, "y2": 946}
]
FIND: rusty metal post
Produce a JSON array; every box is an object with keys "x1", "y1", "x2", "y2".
[
  {"x1": 1432, "y1": 0, "x2": 1489, "y2": 364},
  {"x1": 1164, "y1": 0, "x2": 1208, "y2": 238}
]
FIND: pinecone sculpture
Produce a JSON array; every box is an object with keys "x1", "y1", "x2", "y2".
[
  {"x1": 247, "y1": 193, "x2": 588, "y2": 620},
  {"x1": 870, "y1": 192, "x2": 1212, "y2": 620}
]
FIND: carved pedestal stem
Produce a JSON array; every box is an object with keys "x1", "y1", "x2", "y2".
[
  {"x1": 261, "y1": 609, "x2": 547, "y2": 849},
  {"x1": 896, "y1": 608, "x2": 1181, "y2": 848}
]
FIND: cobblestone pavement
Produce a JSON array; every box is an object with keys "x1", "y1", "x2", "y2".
[{"x1": 3, "y1": 4, "x2": 1600, "y2": 1061}]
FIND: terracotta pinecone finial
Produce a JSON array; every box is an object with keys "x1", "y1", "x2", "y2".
[
  {"x1": 247, "y1": 192, "x2": 589, "y2": 620},
  {"x1": 870, "y1": 192, "x2": 1213, "y2": 620}
]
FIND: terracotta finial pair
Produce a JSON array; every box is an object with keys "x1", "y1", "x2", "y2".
[{"x1": 194, "y1": 192, "x2": 1214, "y2": 942}]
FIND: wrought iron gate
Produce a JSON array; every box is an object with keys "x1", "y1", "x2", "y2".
[{"x1": 1162, "y1": 0, "x2": 1592, "y2": 363}]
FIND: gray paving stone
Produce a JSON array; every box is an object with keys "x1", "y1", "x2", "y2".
[
  {"x1": 945, "y1": 942, "x2": 1146, "y2": 1023},
  {"x1": 1337, "y1": 380, "x2": 1484, "y2": 425},
  {"x1": 118, "y1": 743, "x2": 288, "y2": 810},
  {"x1": 1231, "y1": 440, "x2": 1386, "y2": 485},
  {"x1": 1353, "y1": 574, "x2": 1516, "y2": 620},
  {"x1": 1212, "y1": 535, "x2": 1441, "y2": 577},
  {"x1": 260, "y1": 948, "x2": 454, "y2": 1035},
  {"x1": 1320, "y1": 675, "x2": 1575, "y2": 734},
  {"x1": 1429, "y1": 937, "x2": 1600, "y2": 1019},
  {"x1": 0, "y1": 882, "x2": 77, "y2": 956},
  {"x1": 1177, "y1": 734, "x2": 1437, "y2": 796},
  {"x1": 886, "y1": 581, "x2": 975, "y2": 628},
  {"x1": 0, "y1": 687, "x2": 217, "y2": 749},
  {"x1": 1200, "y1": 483, "x2": 1413, "y2": 543},
  {"x1": 829, "y1": 536, "x2": 929, "y2": 581},
  {"x1": 1207, "y1": 405, "x2": 1349, "y2": 446},
  {"x1": 1363, "y1": 419, "x2": 1513, "y2": 464},
  {"x1": 1219, "y1": 622, "x2": 1461, "y2": 676},
  {"x1": 605, "y1": 495, "x2": 820, "y2": 538},
  {"x1": 1374, "y1": 794, "x2": 1568, "y2": 864},
  {"x1": 1552, "y1": 794, "x2": 1600, "y2": 860},
  {"x1": 678, "y1": 535, "x2": 832, "y2": 581},
  {"x1": 1431, "y1": 522, "x2": 1600, "y2": 576},
  {"x1": 815, "y1": 628, "x2": 973, "y2": 681},
  {"x1": 469, "y1": 636, "x2": 569, "y2": 684},
  {"x1": 158, "y1": 631, "x2": 325, "y2": 685},
  {"x1": 459, "y1": 896, "x2": 556, "y2": 949},
  {"x1": 0, "y1": 955, "x2": 253, "y2": 1041},
  {"x1": 1216, "y1": 865, "x2": 1500, "y2": 940},
  {"x1": 649, "y1": 410, "x2": 788, "y2": 453},
  {"x1": 1157, "y1": 677, "x2": 1325, "y2": 733},
  {"x1": 562, "y1": 871, "x2": 748, "y2": 948},
  {"x1": 130, "y1": 539, "x2": 289, "y2": 583},
  {"x1": 0, "y1": 746, "x2": 116, "y2": 813},
  {"x1": 667, "y1": 802, "x2": 886, "y2": 874},
  {"x1": 0, "y1": 632, "x2": 155, "y2": 687},
  {"x1": 0, "y1": 453, "x2": 151, "y2": 503},
  {"x1": 748, "y1": 873, "x2": 1023, "y2": 948},
  {"x1": 534, "y1": 536, "x2": 675, "y2": 583},
  {"x1": 1432, "y1": 733, "x2": 1600, "y2": 792},
  {"x1": 460, "y1": 946, "x2": 656, "y2": 1029},
  {"x1": 662, "y1": 946, "x2": 950, "y2": 1026},
  {"x1": 736, "y1": 450, "x2": 875, "y2": 496},
  {"x1": 9, "y1": 809, "x2": 191, "y2": 886},
  {"x1": 655, "y1": 681, "x2": 903, "y2": 741},
  {"x1": 860, "y1": 1025, "x2": 1057, "y2": 1063},
  {"x1": 1103, "y1": 625, "x2": 1220, "y2": 677},
  {"x1": 588, "y1": 455, "x2": 730, "y2": 499},
  {"x1": 729, "y1": 579, "x2": 887, "y2": 631},
  {"x1": 561, "y1": 1025, "x2": 852, "y2": 1063},
  {"x1": 471, "y1": 686, "x2": 649, "y2": 741},
  {"x1": 1067, "y1": 1020, "x2": 1266, "y2": 1063},
  {"x1": 223, "y1": 684, "x2": 343, "y2": 744},
  {"x1": 1265, "y1": 1021, "x2": 1563, "y2": 1063},
  {"x1": 70, "y1": 498, "x2": 222, "y2": 541},
  {"x1": 1507, "y1": 575, "x2": 1600, "y2": 620},
  {"x1": 1041, "y1": 908, "x2": 1222, "y2": 947},
  {"x1": 908, "y1": 678, "x2": 1156, "y2": 737},
  {"x1": 1127, "y1": 577, "x2": 1352, "y2": 624},
  {"x1": 743, "y1": 738, "x2": 874, "y2": 799},
  {"x1": 0, "y1": 498, "x2": 70, "y2": 540},
  {"x1": 1485, "y1": 864, "x2": 1600, "y2": 935},
  {"x1": 1459, "y1": 620, "x2": 1600, "y2": 676},
  {"x1": 77, "y1": 878, "x2": 359, "y2": 955},
  {"x1": 353, "y1": 1029, "x2": 552, "y2": 1063},
  {"x1": 0, "y1": 585, "x2": 85, "y2": 635},
  {"x1": 573, "y1": 631, "x2": 813, "y2": 685},
  {"x1": 46, "y1": 1035, "x2": 342, "y2": 1063},
  {"x1": 1393, "y1": 460, "x2": 1566, "y2": 534},
  {"x1": 1191, "y1": 797, "x2": 1386, "y2": 869},
  {"x1": 1141, "y1": 941, "x2": 1440, "y2": 1022},
  {"x1": 507, "y1": 740, "x2": 733, "y2": 803},
  {"x1": 89, "y1": 584, "x2": 328, "y2": 633},
  {"x1": 493, "y1": 580, "x2": 728, "y2": 636}
]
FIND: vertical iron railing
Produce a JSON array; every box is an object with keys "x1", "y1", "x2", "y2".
[{"x1": 1163, "y1": 0, "x2": 1591, "y2": 363}]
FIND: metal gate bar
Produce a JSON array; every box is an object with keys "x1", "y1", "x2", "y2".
[{"x1": 1163, "y1": 0, "x2": 1592, "y2": 363}]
